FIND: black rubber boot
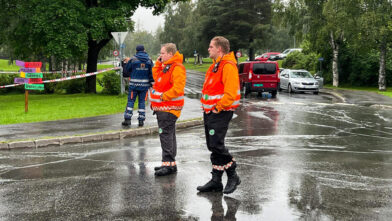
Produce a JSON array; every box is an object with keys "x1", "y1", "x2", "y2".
[
  {"x1": 223, "y1": 166, "x2": 241, "y2": 194},
  {"x1": 122, "y1": 119, "x2": 131, "y2": 126},
  {"x1": 138, "y1": 120, "x2": 144, "y2": 127},
  {"x1": 197, "y1": 170, "x2": 224, "y2": 192},
  {"x1": 154, "y1": 165, "x2": 177, "y2": 172},
  {"x1": 154, "y1": 166, "x2": 177, "y2": 176}
]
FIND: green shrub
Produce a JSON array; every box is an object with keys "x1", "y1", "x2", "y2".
[
  {"x1": 98, "y1": 71, "x2": 121, "y2": 95},
  {"x1": 282, "y1": 51, "x2": 319, "y2": 74},
  {"x1": 53, "y1": 72, "x2": 86, "y2": 94},
  {"x1": 43, "y1": 73, "x2": 61, "y2": 94},
  {"x1": 0, "y1": 73, "x2": 24, "y2": 94},
  {"x1": 59, "y1": 78, "x2": 85, "y2": 94}
]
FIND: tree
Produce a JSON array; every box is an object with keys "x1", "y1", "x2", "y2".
[
  {"x1": 123, "y1": 30, "x2": 161, "y2": 58},
  {"x1": 359, "y1": 0, "x2": 392, "y2": 91},
  {"x1": 277, "y1": 0, "x2": 361, "y2": 87},
  {"x1": 196, "y1": 0, "x2": 272, "y2": 61},
  {"x1": 0, "y1": 0, "x2": 186, "y2": 93},
  {"x1": 82, "y1": 0, "x2": 186, "y2": 93},
  {"x1": 160, "y1": 2, "x2": 195, "y2": 58}
]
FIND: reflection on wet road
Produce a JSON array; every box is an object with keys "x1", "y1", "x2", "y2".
[{"x1": 1, "y1": 85, "x2": 392, "y2": 219}]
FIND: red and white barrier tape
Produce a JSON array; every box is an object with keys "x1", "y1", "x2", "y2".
[
  {"x1": 0, "y1": 67, "x2": 120, "y2": 89},
  {"x1": 0, "y1": 70, "x2": 85, "y2": 74}
]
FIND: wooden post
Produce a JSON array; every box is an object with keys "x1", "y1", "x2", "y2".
[{"x1": 25, "y1": 90, "x2": 29, "y2": 113}]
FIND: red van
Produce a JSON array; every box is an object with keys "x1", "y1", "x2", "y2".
[{"x1": 238, "y1": 61, "x2": 280, "y2": 98}]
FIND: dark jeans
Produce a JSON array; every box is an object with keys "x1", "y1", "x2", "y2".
[
  {"x1": 156, "y1": 111, "x2": 178, "y2": 162},
  {"x1": 124, "y1": 89, "x2": 148, "y2": 121},
  {"x1": 203, "y1": 111, "x2": 234, "y2": 166}
]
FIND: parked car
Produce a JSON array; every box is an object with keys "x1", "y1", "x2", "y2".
[
  {"x1": 238, "y1": 61, "x2": 280, "y2": 98},
  {"x1": 279, "y1": 69, "x2": 320, "y2": 94},
  {"x1": 255, "y1": 52, "x2": 280, "y2": 61},
  {"x1": 278, "y1": 48, "x2": 302, "y2": 59}
]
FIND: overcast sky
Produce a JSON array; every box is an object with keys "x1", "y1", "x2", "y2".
[{"x1": 131, "y1": 7, "x2": 165, "y2": 33}]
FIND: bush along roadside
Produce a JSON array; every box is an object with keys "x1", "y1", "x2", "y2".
[{"x1": 98, "y1": 71, "x2": 122, "y2": 95}]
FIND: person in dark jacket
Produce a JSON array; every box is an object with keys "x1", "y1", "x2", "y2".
[{"x1": 122, "y1": 45, "x2": 154, "y2": 127}]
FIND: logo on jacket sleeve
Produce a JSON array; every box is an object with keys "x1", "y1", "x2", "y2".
[{"x1": 209, "y1": 129, "x2": 215, "y2": 136}]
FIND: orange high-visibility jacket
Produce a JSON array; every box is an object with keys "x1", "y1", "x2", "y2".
[
  {"x1": 150, "y1": 51, "x2": 186, "y2": 118},
  {"x1": 201, "y1": 52, "x2": 240, "y2": 113}
]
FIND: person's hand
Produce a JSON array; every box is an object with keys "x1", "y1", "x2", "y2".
[
  {"x1": 212, "y1": 107, "x2": 219, "y2": 113},
  {"x1": 123, "y1": 57, "x2": 131, "y2": 63},
  {"x1": 157, "y1": 56, "x2": 162, "y2": 62}
]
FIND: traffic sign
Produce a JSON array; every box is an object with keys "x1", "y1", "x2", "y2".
[
  {"x1": 236, "y1": 51, "x2": 242, "y2": 58},
  {"x1": 14, "y1": 78, "x2": 29, "y2": 84},
  {"x1": 25, "y1": 84, "x2": 44, "y2": 90},
  {"x1": 111, "y1": 32, "x2": 128, "y2": 45},
  {"x1": 28, "y1": 78, "x2": 43, "y2": 84},
  {"x1": 20, "y1": 68, "x2": 40, "y2": 73},
  {"x1": 16, "y1": 60, "x2": 25, "y2": 67},
  {"x1": 25, "y1": 62, "x2": 42, "y2": 68},
  {"x1": 318, "y1": 57, "x2": 324, "y2": 61},
  {"x1": 113, "y1": 50, "x2": 119, "y2": 57},
  {"x1": 25, "y1": 73, "x2": 43, "y2": 78}
]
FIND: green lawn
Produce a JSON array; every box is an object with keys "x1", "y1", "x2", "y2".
[
  {"x1": 0, "y1": 61, "x2": 126, "y2": 125},
  {"x1": 97, "y1": 64, "x2": 115, "y2": 70},
  {"x1": 325, "y1": 85, "x2": 392, "y2": 98},
  {"x1": 0, "y1": 59, "x2": 21, "y2": 71},
  {"x1": 0, "y1": 93, "x2": 129, "y2": 125}
]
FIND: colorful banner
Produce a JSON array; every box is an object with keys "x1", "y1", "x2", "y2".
[
  {"x1": 20, "y1": 68, "x2": 40, "y2": 73},
  {"x1": 14, "y1": 78, "x2": 29, "y2": 84},
  {"x1": 25, "y1": 84, "x2": 44, "y2": 90},
  {"x1": 25, "y1": 73, "x2": 43, "y2": 78}
]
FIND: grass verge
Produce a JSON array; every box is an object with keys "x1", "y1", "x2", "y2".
[
  {"x1": 0, "y1": 93, "x2": 130, "y2": 125},
  {"x1": 325, "y1": 85, "x2": 392, "y2": 98}
]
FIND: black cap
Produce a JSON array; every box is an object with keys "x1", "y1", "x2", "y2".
[{"x1": 136, "y1": 45, "x2": 145, "y2": 52}]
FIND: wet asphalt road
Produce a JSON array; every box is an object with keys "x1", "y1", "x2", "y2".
[{"x1": 1, "y1": 72, "x2": 392, "y2": 220}]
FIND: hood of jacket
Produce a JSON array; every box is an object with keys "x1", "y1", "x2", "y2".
[
  {"x1": 215, "y1": 52, "x2": 237, "y2": 64},
  {"x1": 135, "y1": 51, "x2": 151, "y2": 62},
  {"x1": 164, "y1": 51, "x2": 183, "y2": 65}
]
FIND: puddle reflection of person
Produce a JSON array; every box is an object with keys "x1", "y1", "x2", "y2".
[{"x1": 197, "y1": 193, "x2": 241, "y2": 221}]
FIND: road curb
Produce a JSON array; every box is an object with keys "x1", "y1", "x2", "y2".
[
  {"x1": 319, "y1": 89, "x2": 346, "y2": 103},
  {"x1": 0, "y1": 118, "x2": 204, "y2": 151}
]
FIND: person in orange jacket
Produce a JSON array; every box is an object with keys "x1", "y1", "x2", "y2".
[
  {"x1": 197, "y1": 36, "x2": 241, "y2": 194},
  {"x1": 150, "y1": 43, "x2": 186, "y2": 176}
]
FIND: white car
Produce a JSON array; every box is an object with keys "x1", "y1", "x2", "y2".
[
  {"x1": 278, "y1": 48, "x2": 302, "y2": 59},
  {"x1": 279, "y1": 69, "x2": 321, "y2": 94}
]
